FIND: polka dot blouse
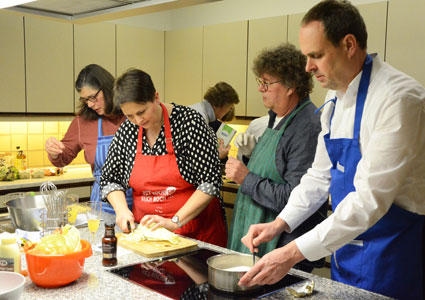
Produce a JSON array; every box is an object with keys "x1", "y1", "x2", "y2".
[{"x1": 100, "y1": 103, "x2": 222, "y2": 200}]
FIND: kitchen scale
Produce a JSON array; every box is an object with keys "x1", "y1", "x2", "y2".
[{"x1": 107, "y1": 248, "x2": 307, "y2": 299}]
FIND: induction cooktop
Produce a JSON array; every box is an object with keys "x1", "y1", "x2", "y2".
[{"x1": 107, "y1": 248, "x2": 307, "y2": 299}]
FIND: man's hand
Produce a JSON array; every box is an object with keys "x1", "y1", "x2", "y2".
[
  {"x1": 241, "y1": 218, "x2": 287, "y2": 253},
  {"x1": 233, "y1": 133, "x2": 256, "y2": 157},
  {"x1": 225, "y1": 156, "x2": 250, "y2": 184},
  {"x1": 238, "y1": 241, "x2": 305, "y2": 287}
]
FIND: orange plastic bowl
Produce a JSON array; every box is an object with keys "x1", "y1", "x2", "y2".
[{"x1": 25, "y1": 240, "x2": 92, "y2": 288}]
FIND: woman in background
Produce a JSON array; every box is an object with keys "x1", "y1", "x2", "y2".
[
  {"x1": 100, "y1": 69, "x2": 227, "y2": 247},
  {"x1": 45, "y1": 64, "x2": 133, "y2": 213},
  {"x1": 190, "y1": 82, "x2": 239, "y2": 160}
]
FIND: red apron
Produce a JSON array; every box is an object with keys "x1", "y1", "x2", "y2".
[{"x1": 129, "y1": 103, "x2": 227, "y2": 247}]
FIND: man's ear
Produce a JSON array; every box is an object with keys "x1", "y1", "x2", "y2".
[
  {"x1": 343, "y1": 34, "x2": 357, "y2": 58},
  {"x1": 287, "y1": 87, "x2": 295, "y2": 97}
]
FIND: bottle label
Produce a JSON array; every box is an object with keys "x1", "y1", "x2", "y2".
[
  {"x1": 103, "y1": 253, "x2": 115, "y2": 259},
  {"x1": 102, "y1": 243, "x2": 117, "y2": 257},
  {"x1": 0, "y1": 257, "x2": 14, "y2": 272}
]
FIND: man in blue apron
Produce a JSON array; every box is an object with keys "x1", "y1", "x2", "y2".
[{"x1": 237, "y1": 1, "x2": 425, "y2": 299}]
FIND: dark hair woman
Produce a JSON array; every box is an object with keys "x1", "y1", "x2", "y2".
[
  {"x1": 100, "y1": 68, "x2": 227, "y2": 247},
  {"x1": 45, "y1": 64, "x2": 133, "y2": 214}
]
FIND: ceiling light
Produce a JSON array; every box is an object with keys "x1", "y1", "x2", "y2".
[{"x1": 0, "y1": 0, "x2": 37, "y2": 9}]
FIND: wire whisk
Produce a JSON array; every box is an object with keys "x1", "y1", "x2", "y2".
[
  {"x1": 40, "y1": 181, "x2": 57, "y2": 214},
  {"x1": 40, "y1": 181, "x2": 68, "y2": 235}
]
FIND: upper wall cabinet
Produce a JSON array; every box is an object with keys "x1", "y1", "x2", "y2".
[
  {"x1": 246, "y1": 16, "x2": 287, "y2": 117},
  {"x1": 288, "y1": 2, "x2": 388, "y2": 108},
  {"x1": 165, "y1": 27, "x2": 203, "y2": 106},
  {"x1": 203, "y1": 21, "x2": 248, "y2": 116},
  {"x1": 74, "y1": 23, "x2": 116, "y2": 112},
  {"x1": 387, "y1": 0, "x2": 425, "y2": 86},
  {"x1": 116, "y1": 25, "x2": 165, "y2": 98},
  {"x1": 25, "y1": 17, "x2": 74, "y2": 113},
  {"x1": 0, "y1": 12, "x2": 25, "y2": 113}
]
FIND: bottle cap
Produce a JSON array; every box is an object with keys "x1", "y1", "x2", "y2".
[{"x1": 105, "y1": 222, "x2": 115, "y2": 228}]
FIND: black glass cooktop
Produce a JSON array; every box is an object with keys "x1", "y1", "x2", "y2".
[{"x1": 107, "y1": 248, "x2": 307, "y2": 299}]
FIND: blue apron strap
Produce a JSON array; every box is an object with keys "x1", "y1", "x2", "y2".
[
  {"x1": 97, "y1": 117, "x2": 103, "y2": 137},
  {"x1": 315, "y1": 97, "x2": 337, "y2": 114}
]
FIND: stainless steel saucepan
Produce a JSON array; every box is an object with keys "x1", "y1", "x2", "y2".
[{"x1": 207, "y1": 253, "x2": 260, "y2": 292}]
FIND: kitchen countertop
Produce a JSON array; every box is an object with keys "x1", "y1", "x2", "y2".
[
  {"x1": 18, "y1": 213, "x2": 394, "y2": 300},
  {"x1": 0, "y1": 165, "x2": 94, "y2": 195}
]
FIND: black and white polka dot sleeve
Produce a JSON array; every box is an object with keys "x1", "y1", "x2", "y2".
[{"x1": 173, "y1": 105, "x2": 222, "y2": 196}]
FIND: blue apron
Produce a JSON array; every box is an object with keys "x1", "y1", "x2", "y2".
[
  {"x1": 325, "y1": 54, "x2": 424, "y2": 300},
  {"x1": 91, "y1": 118, "x2": 133, "y2": 214}
]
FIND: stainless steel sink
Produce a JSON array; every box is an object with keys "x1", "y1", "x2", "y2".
[{"x1": 0, "y1": 214, "x2": 15, "y2": 233}]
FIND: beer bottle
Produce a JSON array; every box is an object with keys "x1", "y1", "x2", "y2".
[{"x1": 102, "y1": 222, "x2": 117, "y2": 267}]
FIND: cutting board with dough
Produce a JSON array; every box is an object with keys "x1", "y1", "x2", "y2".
[{"x1": 116, "y1": 233, "x2": 198, "y2": 258}]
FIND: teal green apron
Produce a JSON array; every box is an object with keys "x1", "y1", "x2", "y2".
[{"x1": 228, "y1": 100, "x2": 311, "y2": 256}]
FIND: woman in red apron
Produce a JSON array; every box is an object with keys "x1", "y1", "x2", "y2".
[{"x1": 100, "y1": 69, "x2": 227, "y2": 247}]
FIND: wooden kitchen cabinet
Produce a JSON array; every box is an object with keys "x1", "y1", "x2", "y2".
[
  {"x1": 387, "y1": 0, "x2": 425, "y2": 87},
  {"x1": 0, "y1": 12, "x2": 26, "y2": 113},
  {"x1": 203, "y1": 21, "x2": 248, "y2": 116},
  {"x1": 164, "y1": 27, "x2": 203, "y2": 106},
  {"x1": 74, "y1": 23, "x2": 116, "y2": 112},
  {"x1": 116, "y1": 24, "x2": 165, "y2": 98},
  {"x1": 246, "y1": 16, "x2": 287, "y2": 117},
  {"x1": 25, "y1": 17, "x2": 74, "y2": 113}
]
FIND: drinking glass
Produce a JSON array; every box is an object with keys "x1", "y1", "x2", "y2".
[
  {"x1": 84, "y1": 201, "x2": 102, "y2": 245},
  {"x1": 66, "y1": 194, "x2": 80, "y2": 225}
]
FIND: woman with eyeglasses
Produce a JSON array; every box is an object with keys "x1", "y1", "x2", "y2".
[
  {"x1": 45, "y1": 64, "x2": 133, "y2": 213},
  {"x1": 100, "y1": 68, "x2": 227, "y2": 247}
]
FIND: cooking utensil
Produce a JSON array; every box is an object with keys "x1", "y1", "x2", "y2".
[
  {"x1": 127, "y1": 220, "x2": 134, "y2": 233},
  {"x1": 40, "y1": 181, "x2": 57, "y2": 214},
  {"x1": 6, "y1": 195, "x2": 46, "y2": 231},
  {"x1": 207, "y1": 253, "x2": 260, "y2": 292}
]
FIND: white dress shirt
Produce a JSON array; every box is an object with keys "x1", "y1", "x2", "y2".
[
  {"x1": 278, "y1": 54, "x2": 425, "y2": 261},
  {"x1": 237, "y1": 115, "x2": 269, "y2": 161},
  {"x1": 189, "y1": 100, "x2": 216, "y2": 124}
]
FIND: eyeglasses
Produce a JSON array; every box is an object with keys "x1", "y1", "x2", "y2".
[
  {"x1": 79, "y1": 89, "x2": 101, "y2": 104},
  {"x1": 256, "y1": 77, "x2": 281, "y2": 92}
]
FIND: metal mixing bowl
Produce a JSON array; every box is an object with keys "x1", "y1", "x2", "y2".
[{"x1": 6, "y1": 195, "x2": 46, "y2": 231}]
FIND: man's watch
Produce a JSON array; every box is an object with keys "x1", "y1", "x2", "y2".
[{"x1": 171, "y1": 215, "x2": 182, "y2": 228}]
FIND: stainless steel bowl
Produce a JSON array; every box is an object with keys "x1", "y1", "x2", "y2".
[
  {"x1": 207, "y1": 253, "x2": 260, "y2": 292},
  {"x1": 6, "y1": 195, "x2": 46, "y2": 231}
]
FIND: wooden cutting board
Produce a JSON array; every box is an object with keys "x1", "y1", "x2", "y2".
[{"x1": 116, "y1": 233, "x2": 198, "y2": 258}]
